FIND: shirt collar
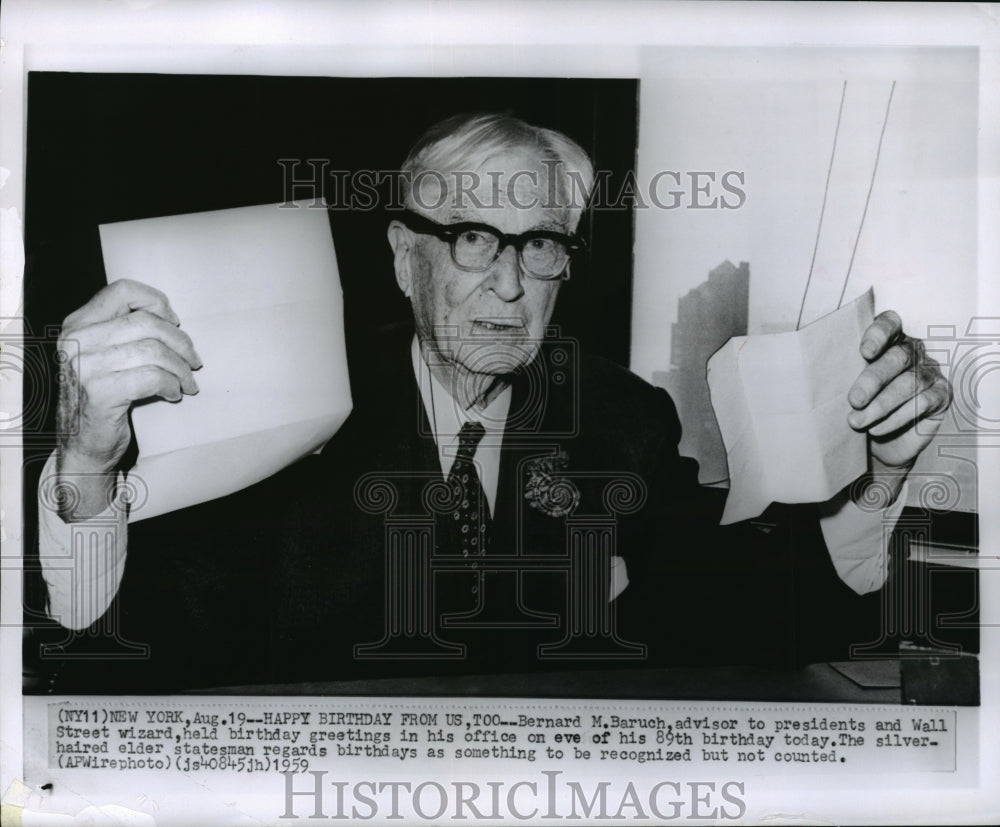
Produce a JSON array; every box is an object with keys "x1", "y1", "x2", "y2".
[{"x1": 411, "y1": 335, "x2": 510, "y2": 451}]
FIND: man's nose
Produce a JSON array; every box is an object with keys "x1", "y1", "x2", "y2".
[{"x1": 484, "y1": 244, "x2": 525, "y2": 302}]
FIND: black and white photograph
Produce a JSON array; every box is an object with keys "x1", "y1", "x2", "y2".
[{"x1": 2, "y1": 2, "x2": 997, "y2": 825}]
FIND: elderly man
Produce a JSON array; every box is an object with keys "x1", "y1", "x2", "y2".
[{"x1": 37, "y1": 113, "x2": 950, "y2": 691}]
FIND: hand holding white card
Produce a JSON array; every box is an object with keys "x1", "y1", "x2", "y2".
[
  {"x1": 707, "y1": 289, "x2": 874, "y2": 524},
  {"x1": 99, "y1": 202, "x2": 352, "y2": 521}
]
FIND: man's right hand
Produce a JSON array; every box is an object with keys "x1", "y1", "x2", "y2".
[{"x1": 56, "y1": 279, "x2": 202, "y2": 520}]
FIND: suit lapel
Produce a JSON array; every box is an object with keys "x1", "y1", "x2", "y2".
[{"x1": 493, "y1": 342, "x2": 578, "y2": 545}]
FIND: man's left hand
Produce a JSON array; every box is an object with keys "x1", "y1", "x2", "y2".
[{"x1": 846, "y1": 310, "x2": 952, "y2": 504}]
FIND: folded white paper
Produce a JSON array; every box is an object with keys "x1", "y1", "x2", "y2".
[
  {"x1": 100, "y1": 202, "x2": 352, "y2": 521},
  {"x1": 707, "y1": 289, "x2": 874, "y2": 525}
]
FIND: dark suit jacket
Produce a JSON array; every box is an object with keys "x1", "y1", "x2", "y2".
[{"x1": 37, "y1": 331, "x2": 883, "y2": 692}]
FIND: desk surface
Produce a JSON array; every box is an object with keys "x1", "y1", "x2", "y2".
[{"x1": 202, "y1": 654, "x2": 978, "y2": 705}]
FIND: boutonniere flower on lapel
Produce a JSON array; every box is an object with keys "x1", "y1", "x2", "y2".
[{"x1": 524, "y1": 449, "x2": 581, "y2": 518}]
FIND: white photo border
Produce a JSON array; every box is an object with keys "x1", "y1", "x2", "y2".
[{"x1": 2, "y1": 1, "x2": 998, "y2": 824}]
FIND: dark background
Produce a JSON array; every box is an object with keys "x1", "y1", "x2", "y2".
[
  {"x1": 22, "y1": 73, "x2": 639, "y2": 484},
  {"x1": 21, "y1": 73, "x2": 640, "y2": 672},
  {"x1": 23, "y1": 73, "x2": 638, "y2": 383}
]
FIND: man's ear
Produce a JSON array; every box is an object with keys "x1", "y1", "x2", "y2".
[{"x1": 387, "y1": 220, "x2": 414, "y2": 298}]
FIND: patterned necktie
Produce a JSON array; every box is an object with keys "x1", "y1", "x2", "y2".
[{"x1": 443, "y1": 421, "x2": 491, "y2": 561}]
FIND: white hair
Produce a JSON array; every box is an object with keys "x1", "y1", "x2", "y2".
[{"x1": 400, "y1": 112, "x2": 595, "y2": 231}]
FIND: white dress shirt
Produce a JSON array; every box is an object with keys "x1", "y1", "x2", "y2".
[{"x1": 412, "y1": 336, "x2": 510, "y2": 514}]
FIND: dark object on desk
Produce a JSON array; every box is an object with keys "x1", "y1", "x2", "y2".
[
  {"x1": 828, "y1": 659, "x2": 900, "y2": 689},
  {"x1": 901, "y1": 651, "x2": 979, "y2": 706}
]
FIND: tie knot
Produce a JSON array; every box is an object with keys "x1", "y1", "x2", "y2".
[{"x1": 456, "y1": 421, "x2": 486, "y2": 460}]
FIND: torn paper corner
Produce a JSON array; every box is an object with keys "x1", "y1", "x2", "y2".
[
  {"x1": 127, "y1": 414, "x2": 346, "y2": 523},
  {"x1": 2, "y1": 779, "x2": 31, "y2": 808},
  {"x1": 707, "y1": 288, "x2": 874, "y2": 525}
]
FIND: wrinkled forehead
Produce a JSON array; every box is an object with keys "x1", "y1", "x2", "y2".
[{"x1": 410, "y1": 148, "x2": 572, "y2": 232}]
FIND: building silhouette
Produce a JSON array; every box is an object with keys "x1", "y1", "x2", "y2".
[{"x1": 652, "y1": 260, "x2": 749, "y2": 485}]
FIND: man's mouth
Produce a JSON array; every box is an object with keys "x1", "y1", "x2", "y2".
[{"x1": 472, "y1": 319, "x2": 524, "y2": 333}]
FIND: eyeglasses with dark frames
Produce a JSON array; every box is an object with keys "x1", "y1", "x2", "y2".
[{"x1": 398, "y1": 209, "x2": 584, "y2": 281}]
